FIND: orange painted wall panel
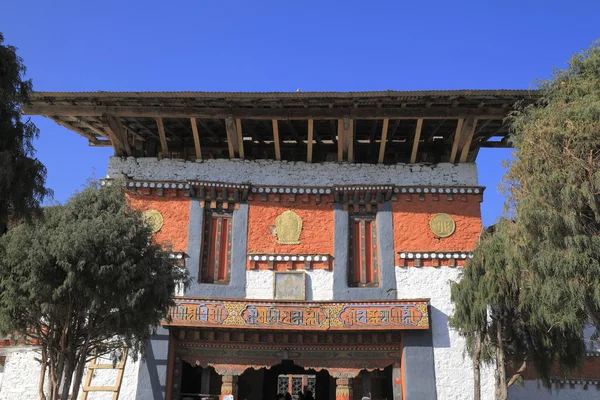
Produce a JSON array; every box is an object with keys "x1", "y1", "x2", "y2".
[
  {"x1": 127, "y1": 194, "x2": 190, "y2": 252},
  {"x1": 247, "y1": 195, "x2": 335, "y2": 255},
  {"x1": 392, "y1": 197, "x2": 482, "y2": 252}
]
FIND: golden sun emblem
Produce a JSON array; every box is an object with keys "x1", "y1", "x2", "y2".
[
  {"x1": 142, "y1": 210, "x2": 164, "y2": 233},
  {"x1": 429, "y1": 213, "x2": 456, "y2": 238}
]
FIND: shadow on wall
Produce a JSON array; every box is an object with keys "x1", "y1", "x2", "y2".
[
  {"x1": 305, "y1": 274, "x2": 314, "y2": 301},
  {"x1": 430, "y1": 306, "x2": 451, "y2": 348}
]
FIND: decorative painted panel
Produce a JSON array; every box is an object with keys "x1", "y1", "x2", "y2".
[
  {"x1": 165, "y1": 298, "x2": 429, "y2": 330},
  {"x1": 274, "y1": 272, "x2": 305, "y2": 300}
]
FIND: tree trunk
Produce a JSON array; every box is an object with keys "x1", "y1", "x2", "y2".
[
  {"x1": 495, "y1": 321, "x2": 508, "y2": 400},
  {"x1": 70, "y1": 337, "x2": 91, "y2": 400},
  {"x1": 60, "y1": 352, "x2": 76, "y2": 400},
  {"x1": 507, "y1": 360, "x2": 528, "y2": 388},
  {"x1": 39, "y1": 346, "x2": 48, "y2": 400},
  {"x1": 473, "y1": 331, "x2": 483, "y2": 400}
]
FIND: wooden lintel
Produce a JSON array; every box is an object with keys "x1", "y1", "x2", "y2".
[
  {"x1": 272, "y1": 120, "x2": 281, "y2": 160},
  {"x1": 224, "y1": 116, "x2": 238, "y2": 158},
  {"x1": 235, "y1": 119, "x2": 245, "y2": 158},
  {"x1": 410, "y1": 119, "x2": 424, "y2": 163},
  {"x1": 459, "y1": 117, "x2": 479, "y2": 163},
  {"x1": 307, "y1": 119, "x2": 314, "y2": 163},
  {"x1": 378, "y1": 119, "x2": 389, "y2": 164},
  {"x1": 449, "y1": 119, "x2": 465, "y2": 164},
  {"x1": 190, "y1": 118, "x2": 202, "y2": 160},
  {"x1": 156, "y1": 117, "x2": 169, "y2": 156},
  {"x1": 337, "y1": 119, "x2": 344, "y2": 161},
  {"x1": 27, "y1": 104, "x2": 509, "y2": 120}
]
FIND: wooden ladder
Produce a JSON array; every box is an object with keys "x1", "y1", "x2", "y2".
[{"x1": 81, "y1": 349, "x2": 128, "y2": 400}]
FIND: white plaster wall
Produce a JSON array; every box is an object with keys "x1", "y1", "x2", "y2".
[
  {"x1": 0, "y1": 350, "x2": 47, "y2": 400},
  {"x1": 509, "y1": 381, "x2": 596, "y2": 399},
  {"x1": 246, "y1": 270, "x2": 274, "y2": 299},
  {"x1": 395, "y1": 266, "x2": 495, "y2": 400},
  {"x1": 0, "y1": 349, "x2": 140, "y2": 400},
  {"x1": 245, "y1": 270, "x2": 333, "y2": 300},
  {"x1": 107, "y1": 158, "x2": 479, "y2": 187}
]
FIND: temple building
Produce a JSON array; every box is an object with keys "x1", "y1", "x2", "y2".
[{"x1": 0, "y1": 90, "x2": 595, "y2": 399}]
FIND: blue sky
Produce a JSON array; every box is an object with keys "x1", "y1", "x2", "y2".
[{"x1": 2, "y1": 0, "x2": 599, "y2": 226}]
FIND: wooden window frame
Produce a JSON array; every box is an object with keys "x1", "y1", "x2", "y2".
[
  {"x1": 200, "y1": 207, "x2": 233, "y2": 284},
  {"x1": 348, "y1": 211, "x2": 380, "y2": 287}
]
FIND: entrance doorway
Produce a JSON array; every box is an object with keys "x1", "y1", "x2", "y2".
[{"x1": 237, "y1": 360, "x2": 333, "y2": 400}]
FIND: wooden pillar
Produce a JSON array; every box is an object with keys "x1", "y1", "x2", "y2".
[
  {"x1": 220, "y1": 374, "x2": 238, "y2": 400},
  {"x1": 335, "y1": 377, "x2": 352, "y2": 400}
]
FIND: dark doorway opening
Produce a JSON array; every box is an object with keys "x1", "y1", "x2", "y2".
[
  {"x1": 237, "y1": 360, "x2": 333, "y2": 400},
  {"x1": 180, "y1": 362, "x2": 221, "y2": 399}
]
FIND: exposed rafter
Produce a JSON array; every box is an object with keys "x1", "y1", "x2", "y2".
[
  {"x1": 190, "y1": 118, "x2": 202, "y2": 160},
  {"x1": 449, "y1": 119, "x2": 465, "y2": 164},
  {"x1": 235, "y1": 119, "x2": 245, "y2": 158},
  {"x1": 272, "y1": 120, "x2": 281, "y2": 160},
  {"x1": 102, "y1": 114, "x2": 131, "y2": 156},
  {"x1": 156, "y1": 117, "x2": 169, "y2": 156},
  {"x1": 307, "y1": 119, "x2": 314, "y2": 163},
  {"x1": 410, "y1": 119, "x2": 424, "y2": 163},
  {"x1": 224, "y1": 116, "x2": 238, "y2": 158},
  {"x1": 378, "y1": 119, "x2": 390, "y2": 164},
  {"x1": 459, "y1": 118, "x2": 478, "y2": 163}
]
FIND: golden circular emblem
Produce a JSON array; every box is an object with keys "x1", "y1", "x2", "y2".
[
  {"x1": 142, "y1": 210, "x2": 164, "y2": 233},
  {"x1": 429, "y1": 213, "x2": 456, "y2": 238}
]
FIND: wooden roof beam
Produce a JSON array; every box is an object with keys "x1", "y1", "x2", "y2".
[
  {"x1": 70, "y1": 118, "x2": 109, "y2": 139},
  {"x1": 459, "y1": 118, "x2": 478, "y2": 162},
  {"x1": 224, "y1": 116, "x2": 239, "y2": 158},
  {"x1": 272, "y1": 120, "x2": 281, "y2": 160},
  {"x1": 449, "y1": 119, "x2": 465, "y2": 163},
  {"x1": 235, "y1": 119, "x2": 245, "y2": 158},
  {"x1": 102, "y1": 114, "x2": 131, "y2": 156},
  {"x1": 337, "y1": 119, "x2": 344, "y2": 161},
  {"x1": 449, "y1": 117, "x2": 478, "y2": 163},
  {"x1": 190, "y1": 118, "x2": 202, "y2": 160},
  {"x1": 25, "y1": 104, "x2": 510, "y2": 120},
  {"x1": 378, "y1": 119, "x2": 390, "y2": 164},
  {"x1": 307, "y1": 119, "x2": 314, "y2": 163},
  {"x1": 410, "y1": 119, "x2": 424, "y2": 163},
  {"x1": 156, "y1": 117, "x2": 169, "y2": 156},
  {"x1": 52, "y1": 117, "x2": 98, "y2": 143},
  {"x1": 344, "y1": 117, "x2": 354, "y2": 162}
]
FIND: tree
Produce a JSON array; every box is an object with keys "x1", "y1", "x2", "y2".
[
  {"x1": 507, "y1": 40, "x2": 600, "y2": 352},
  {"x1": 0, "y1": 182, "x2": 187, "y2": 400},
  {"x1": 0, "y1": 32, "x2": 50, "y2": 234},
  {"x1": 450, "y1": 220, "x2": 585, "y2": 400}
]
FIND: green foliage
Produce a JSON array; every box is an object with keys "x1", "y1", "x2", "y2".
[
  {"x1": 507, "y1": 40, "x2": 600, "y2": 341},
  {"x1": 452, "y1": 40, "x2": 600, "y2": 398},
  {"x1": 451, "y1": 220, "x2": 585, "y2": 397},
  {"x1": 0, "y1": 32, "x2": 50, "y2": 233},
  {"x1": 0, "y1": 182, "x2": 188, "y2": 400}
]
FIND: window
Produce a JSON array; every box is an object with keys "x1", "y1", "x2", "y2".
[
  {"x1": 348, "y1": 212, "x2": 379, "y2": 287},
  {"x1": 200, "y1": 208, "x2": 233, "y2": 284}
]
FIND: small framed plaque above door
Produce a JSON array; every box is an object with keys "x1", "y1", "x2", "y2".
[{"x1": 274, "y1": 272, "x2": 306, "y2": 300}]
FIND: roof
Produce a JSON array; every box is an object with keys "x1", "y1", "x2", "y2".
[{"x1": 23, "y1": 89, "x2": 539, "y2": 164}]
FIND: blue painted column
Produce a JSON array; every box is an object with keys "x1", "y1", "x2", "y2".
[{"x1": 402, "y1": 329, "x2": 438, "y2": 399}]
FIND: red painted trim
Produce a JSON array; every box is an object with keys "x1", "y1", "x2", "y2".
[
  {"x1": 165, "y1": 331, "x2": 175, "y2": 400},
  {"x1": 400, "y1": 340, "x2": 406, "y2": 400}
]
